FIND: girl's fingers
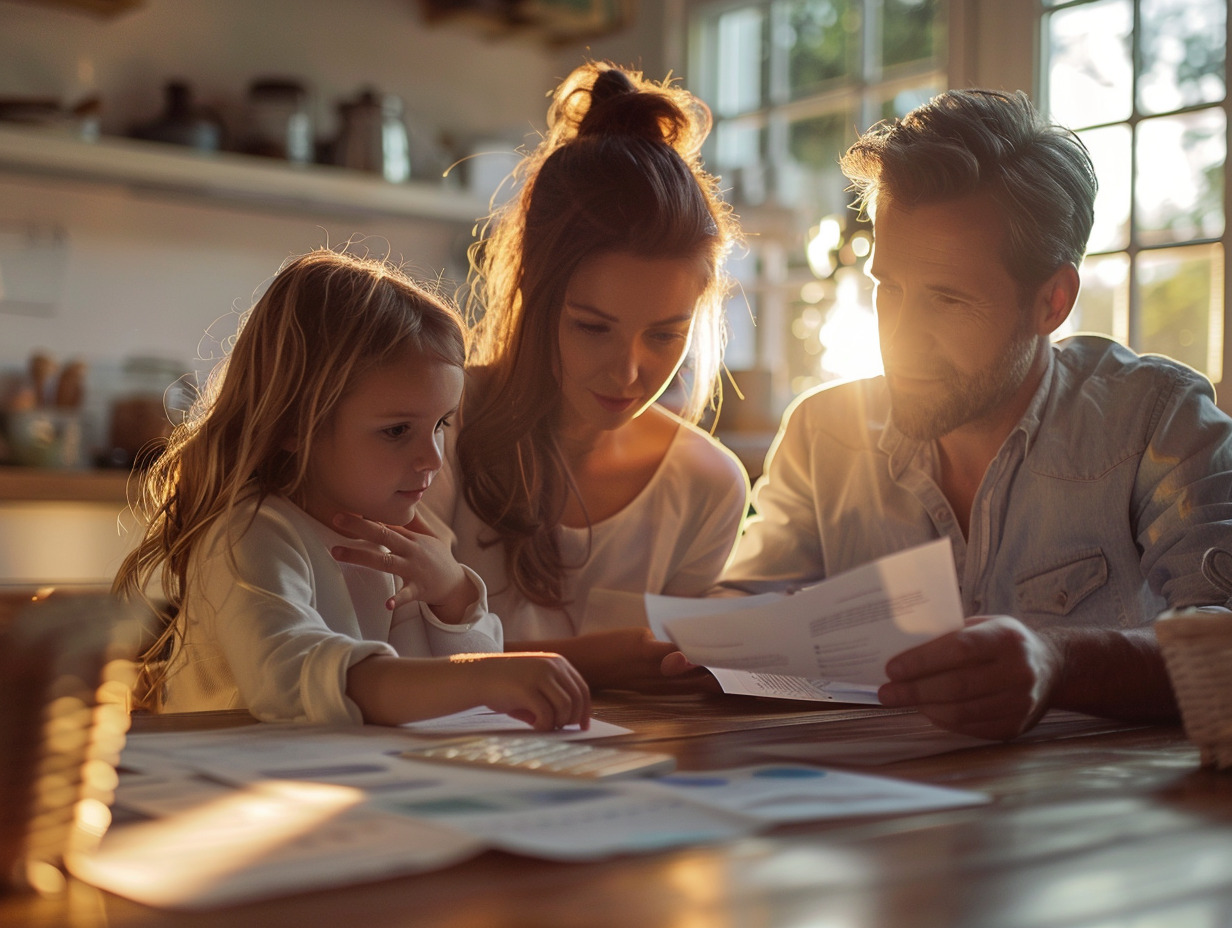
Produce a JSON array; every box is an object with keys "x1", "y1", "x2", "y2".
[
  {"x1": 331, "y1": 543, "x2": 377, "y2": 567},
  {"x1": 519, "y1": 669, "x2": 589, "y2": 731},
  {"x1": 332, "y1": 543, "x2": 403, "y2": 573},
  {"x1": 404, "y1": 513, "x2": 438, "y2": 538},
  {"x1": 333, "y1": 512, "x2": 407, "y2": 549},
  {"x1": 332, "y1": 511, "x2": 378, "y2": 540},
  {"x1": 573, "y1": 686, "x2": 591, "y2": 729},
  {"x1": 567, "y1": 666, "x2": 592, "y2": 726},
  {"x1": 387, "y1": 586, "x2": 421, "y2": 611},
  {"x1": 520, "y1": 693, "x2": 555, "y2": 731},
  {"x1": 383, "y1": 522, "x2": 418, "y2": 544},
  {"x1": 543, "y1": 679, "x2": 578, "y2": 730},
  {"x1": 544, "y1": 665, "x2": 590, "y2": 729}
]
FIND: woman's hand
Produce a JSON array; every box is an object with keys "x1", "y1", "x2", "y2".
[
  {"x1": 331, "y1": 512, "x2": 474, "y2": 623},
  {"x1": 450, "y1": 651, "x2": 591, "y2": 731},
  {"x1": 511, "y1": 627, "x2": 719, "y2": 694}
]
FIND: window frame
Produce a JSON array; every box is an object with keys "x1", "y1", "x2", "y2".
[
  {"x1": 1038, "y1": 0, "x2": 1228, "y2": 387},
  {"x1": 676, "y1": 0, "x2": 1232, "y2": 411},
  {"x1": 684, "y1": 0, "x2": 949, "y2": 407}
]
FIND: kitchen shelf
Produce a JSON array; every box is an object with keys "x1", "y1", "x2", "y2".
[
  {"x1": 0, "y1": 124, "x2": 490, "y2": 223},
  {"x1": 19, "y1": 0, "x2": 142, "y2": 15},
  {"x1": 0, "y1": 466, "x2": 133, "y2": 504}
]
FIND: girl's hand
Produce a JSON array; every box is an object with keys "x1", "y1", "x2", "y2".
[
  {"x1": 331, "y1": 512, "x2": 474, "y2": 623},
  {"x1": 451, "y1": 652, "x2": 591, "y2": 731}
]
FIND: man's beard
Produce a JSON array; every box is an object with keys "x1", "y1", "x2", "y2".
[{"x1": 886, "y1": 324, "x2": 1041, "y2": 442}]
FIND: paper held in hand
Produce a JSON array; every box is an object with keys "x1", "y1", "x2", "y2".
[{"x1": 645, "y1": 538, "x2": 965, "y2": 703}]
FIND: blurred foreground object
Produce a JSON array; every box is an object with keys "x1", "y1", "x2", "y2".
[{"x1": 0, "y1": 591, "x2": 151, "y2": 894}]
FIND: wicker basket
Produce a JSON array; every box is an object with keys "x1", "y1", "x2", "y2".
[
  {"x1": 1157, "y1": 608, "x2": 1232, "y2": 769},
  {"x1": 0, "y1": 591, "x2": 148, "y2": 893}
]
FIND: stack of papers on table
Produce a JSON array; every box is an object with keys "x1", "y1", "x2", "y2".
[
  {"x1": 646, "y1": 538, "x2": 964, "y2": 703},
  {"x1": 70, "y1": 709, "x2": 987, "y2": 910}
]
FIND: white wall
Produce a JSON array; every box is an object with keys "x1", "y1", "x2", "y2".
[
  {"x1": 0, "y1": 169, "x2": 480, "y2": 356},
  {"x1": 0, "y1": 0, "x2": 662, "y2": 450},
  {"x1": 0, "y1": 0, "x2": 570, "y2": 145},
  {"x1": 0, "y1": 1, "x2": 537, "y2": 370},
  {"x1": 0, "y1": 172, "x2": 482, "y2": 448}
]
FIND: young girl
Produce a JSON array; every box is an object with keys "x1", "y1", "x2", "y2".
[
  {"x1": 420, "y1": 62, "x2": 750, "y2": 691},
  {"x1": 113, "y1": 249, "x2": 589, "y2": 729}
]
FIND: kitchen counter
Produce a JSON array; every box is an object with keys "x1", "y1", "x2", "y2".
[
  {"x1": 0, "y1": 467, "x2": 133, "y2": 503},
  {"x1": 0, "y1": 470, "x2": 137, "y2": 586}
]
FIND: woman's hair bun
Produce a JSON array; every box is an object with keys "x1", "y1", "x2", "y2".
[{"x1": 547, "y1": 61, "x2": 710, "y2": 163}]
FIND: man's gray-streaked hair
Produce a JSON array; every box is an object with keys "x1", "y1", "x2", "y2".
[{"x1": 841, "y1": 88, "x2": 1097, "y2": 291}]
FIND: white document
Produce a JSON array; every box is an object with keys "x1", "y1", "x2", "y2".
[
  {"x1": 119, "y1": 715, "x2": 630, "y2": 794},
  {"x1": 70, "y1": 780, "x2": 483, "y2": 911},
  {"x1": 707, "y1": 668, "x2": 883, "y2": 703},
  {"x1": 81, "y1": 715, "x2": 988, "y2": 909},
  {"x1": 648, "y1": 763, "x2": 988, "y2": 822},
  {"x1": 375, "y1": 781, "x2": 755, "y2": 861},
  {"x1": 400, "y1": 706, "x2": 629, "y2": 740},
  {"x1": 647, "y1": 538, "x2": 963, "y2": 693},
  {"x1": 374, "y1": 762, "x2": 986, "y2": 860},
  {"x1": 644, "y1": 591, "x2": 873, "y2": 701}
]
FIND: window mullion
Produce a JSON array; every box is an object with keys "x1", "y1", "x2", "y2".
[
  {"x1": 861, "y1": 0, "x2": 883, "y2": 131},
  {"x1": 688, "y1": 0, "x2": 951, "y2": 401},
  {"x1": 1225, "y1": 3, "x2": 1232, "y2": 391},
  {"x1": 1126, "y1": 0, "x2": 1142, "y2": 349},
  {"x1": 767, "y1": 0, "x2": 790, "y2": 107}
]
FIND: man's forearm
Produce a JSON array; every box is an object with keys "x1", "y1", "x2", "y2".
[{"x1": 1046, "y1": 625, "x2": 1179, "y2": 723}]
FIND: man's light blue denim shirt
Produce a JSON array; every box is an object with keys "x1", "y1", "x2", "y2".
[{"x1": 723, "y1": 335, "x2": 1232, "y2": 630}]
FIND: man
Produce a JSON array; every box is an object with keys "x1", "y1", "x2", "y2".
[{"x1": 721, "y1": 89, "x2": 1232, "y2": 740}]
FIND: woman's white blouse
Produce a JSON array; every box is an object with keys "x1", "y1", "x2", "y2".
[{"x1": 420, "y1": 415, "x2": 750, "y2": 642}]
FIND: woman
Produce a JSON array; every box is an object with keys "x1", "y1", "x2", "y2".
[{"x1": 422, "y1": 61, "x2": 748, "y2": 691}]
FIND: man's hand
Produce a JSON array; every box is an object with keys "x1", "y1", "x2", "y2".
[{"x1": 877, "y1": 615, "x2": 1064, "y2": 740}]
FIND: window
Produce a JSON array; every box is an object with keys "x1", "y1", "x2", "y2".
[
  {"x1": 686, "y1": 0, "x2": 1230, "y2": 426},
  {"x1": 1042, "y1": 0, "x2": 1227, "y2": 382},
  {"x1": 690, "y1": 0, "x2": 948, "y2": 414}
]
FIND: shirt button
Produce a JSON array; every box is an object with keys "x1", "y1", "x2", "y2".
[
  {"x1": 1056, "y1": 591, "x2": 1069, "y2": 608},
  {"x1": 934, "y1": 510, "x2": 949, "y2": 523}
]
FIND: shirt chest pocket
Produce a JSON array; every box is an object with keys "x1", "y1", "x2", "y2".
[{"x1": 1015, "y1": 549, "x2": 1109, "y2": 617}]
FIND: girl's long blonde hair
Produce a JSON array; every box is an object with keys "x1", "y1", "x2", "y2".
[
  {"x1": 113, "y1": 249, "x2": 466, "y2": 694},
  {"x1": 457, "y1": 61, "x2": 740, "y2": 610}
]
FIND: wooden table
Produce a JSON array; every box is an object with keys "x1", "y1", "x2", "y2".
[{"x1": 4, "y1": 693, "x2": 1232, "y2": 928}]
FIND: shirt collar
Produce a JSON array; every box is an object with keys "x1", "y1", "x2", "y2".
[
  {"x1": 1014, "y1": 343, "x2": 1057, "y2": 455},
  {"x1": 877, "y1": 344, "x2": 1058, "y2": 474}
]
